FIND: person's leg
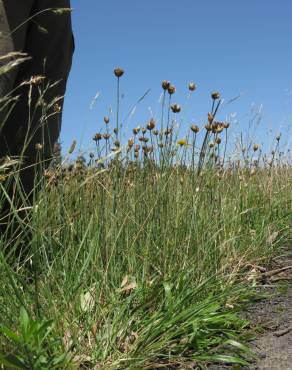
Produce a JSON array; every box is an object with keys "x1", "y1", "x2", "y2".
[
  {"x1": 0, "y1": 0, "x2": 34, "y2": 97},
  {"x1": 0, "y1": 0, "x2": 73, "y2": 252},
  {"x1": 2, "y1": 0, "x2": 74, "y2": 193}
]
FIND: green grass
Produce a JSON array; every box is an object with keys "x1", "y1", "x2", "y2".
[{"x1": 0, "y1": 65, "x2": 291, "y2": 369}]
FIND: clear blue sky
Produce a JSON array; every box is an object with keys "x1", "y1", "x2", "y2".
[{"x1": 61, "y1": 0, "x2": 292, "y2": 154}]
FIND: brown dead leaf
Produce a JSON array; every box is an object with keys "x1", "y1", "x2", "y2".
[
  {"x1": 121, "y1": 275, "x2": 129, "y2": 288},
  {"x1": 121, "y1": 281, "x2": 137, "y2": 292}
]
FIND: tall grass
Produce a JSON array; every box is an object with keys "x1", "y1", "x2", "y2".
[{"x1": 0, "y1": 64, "x2": 291, "y2": 369}]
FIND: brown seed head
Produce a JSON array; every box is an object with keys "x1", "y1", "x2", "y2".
[
  {"x1": 253, "y1": 144, "x2": 259, "y2": 152},
  {"x1": 158, "y1": 142, "x2": 164, "y2": 148},
  {"x1": 138, "y1": 136, "x2": 149, "y2": 143},
  {"x1": 205, "y1": 124, "x2": 212, "y2": 131},
  {"x1": 171, "y1": 104, "x2": 181, "y2": 113},
  {"x1": 114, "y1": 140, "x2": 120, "y2": 147},
  {"x1": 188, "y1": 82, "x2": 196, "y2": 91},
  {"x1": 211, "y1": 91, "x2": 220, "y2": 100},
  {"x1": 113, "y1": 127, "x2": 119, "y2": 135},
  {"x1": 215, "y1": 137, "x2": 221, "y2": 145},
  {"x1": 103, "y1": 133, "x2": 111, "y2": 140},
  {"x1": 162, "y1": 80, "x2": 170, "y2": 90},
  {"x1": 276, "y1": 135, "x2": 281, "y2": 141},
  {"x1": 147, "y1": 118, "x2": 156, "y2": 130},
  {"x1": 168, "y1": 85, "x2": 176, "y2": 95},
  {"x1": 104, "y1": 116, "x2": 110, "y2": 124},
  {"x1": 134, "y1": 144, "x2": 140, "y2": 152},
  {"x1": 128, "y1": 138, "x2": 134, "y2": 148},
  {"x1": 223, "y1": 122, "x2": 230, "y2": 129},
  {"x1": 153, "y1": 129, "x2": 159, "y2": 136},
  {"x1": 35, "y1": 143, "x2": 43, "y2": 151},
  {"x1": 93, "y1": 133, "x2": 102, "y2": 141},
  {"x1": 53, "y1": 103, "x2": 61, "y2": 113},
  {"x1": 208, "y1": 141, "x2": 215, "y2": 148},
  {"x1": 216, "y1": 126, "x2": 224, "y2": 133},
  {"x1": 165, "y1": 128, "x2": 173, "y2": 136},
  {"x1": 208, "y1": 112, "x2": 214, "y2": 123},
  {"x1": 114, "y1": 67, "x2": 124, "y2": 78},
  {"x1": 190, "y1": 124, "x2": 200, "y2": 133},
  {"x1": 133, "y1": 127, "x2": 140, "y2": 135}
]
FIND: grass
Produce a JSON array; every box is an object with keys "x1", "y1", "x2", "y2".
[{"x1": 0, "y1": 64, "x2": 291, "y2": 369}]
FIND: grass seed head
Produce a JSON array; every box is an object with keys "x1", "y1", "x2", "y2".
[
  {"x1": 188, "y1": 82, "x2": 196, "y2": 91},
  {"x1": 128, "y1": 138, "x2": 134, "y2": 148},
  {"x1": 208, "y1": 112, "x2": 214, "y2": 123},
  {"x1": 103, "y1": 133, "x2": 111, "y2": 140},
  {"x1": 165, "y1": 128, "x2": 173, "y2": 136},
  {"x1": 168, "y1": 85, "x2": 176, "y2": 95},
  {"x1": 216, "y1": 126, "x2": 224, "y2": 133},
  {"x1": 93, "y1": 133, "x2": 102, "y2": 141},
  {"x1": 114, "y1": 67, "x2": 124, "y2": 78},
  {"x1": 162, "y1": 80, "x2": 170, "y2": 90},
  {"x1": 211, "y1": 91, "x2": 220, "y2": 100},
  {"x1": 171, "y1": 104, "x2": 181, "y2": 113},
  {"x1": 114, "y1": 140, "x2": 120, "y2": 147},
  {"x1": 215, "y1": 137, "x2": 222, "y2": 145},
  {"x1": 35, "y1": 143, "x2": 43, "y2": 151},
  {"x1": 68, "y1": 140, "x2": 77, "y2": 154},
  {"x1": 191, "y1": 124, "x2": 200, "y2": 133},
  {"x1": 147, "y1": 118, "x2": 156, "y2": 130}
]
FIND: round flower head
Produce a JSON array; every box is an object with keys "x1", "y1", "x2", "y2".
[
  {"x1": 188, "y1": 82, "x2": 196, "y2": 91},
  {"x1": 147, "y1": 118, "x2": 156, "y2": 130},
  {"x1": 190, "y1": 124, "x2": 200, "y2": 133},
  {"x1": 162, "y1": 80, "x2": 170, "y2": 90},
  {"x1": 177, "y1": 139, "x2": 188, "y2": 146},
  {"x1": 93, "y1": 133, "x2": 102, "y2": 141},
  {"x1": 171, "y1": 104, "x2": 181, "y2": 113},
  {"x1": 211, "y1": 91, "x2": 220, "y2": 100},
  {"x1": 168, "y1": 85, "x2": 176, "y2": 95},
  {"x1": 114, "y1": 67, "x2": 124, "y2": 78}
]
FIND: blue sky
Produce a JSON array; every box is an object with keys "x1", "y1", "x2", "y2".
[{"x1": 61, "y1": 0, "x2": 292, "y2": 154}]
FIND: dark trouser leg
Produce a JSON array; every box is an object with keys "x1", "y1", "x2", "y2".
[
  {"x1": 2, "y1": 0, "x2": 73, "y2": 193},
  {"x1": 0, "y1": 0, "x2": 73, "y2": 243}
]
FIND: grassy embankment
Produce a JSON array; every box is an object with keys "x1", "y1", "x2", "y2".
[{"x1": 0, "y1": 65, "x2": 291, "y2": 369}]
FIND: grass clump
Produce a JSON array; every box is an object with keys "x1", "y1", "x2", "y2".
[{"x1": 0, "y1": 66, "x2": 291, "y2": 369}]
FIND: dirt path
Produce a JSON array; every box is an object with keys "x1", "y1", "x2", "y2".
[{"x1": 209, "y1": 246, "x2": 292, "y2": 370}]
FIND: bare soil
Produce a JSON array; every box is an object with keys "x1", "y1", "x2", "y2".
[{"x1": 209, "y1": 246, "x2": 292, "y2": 370}]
